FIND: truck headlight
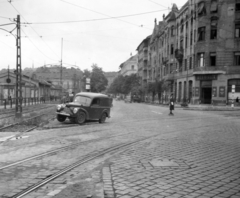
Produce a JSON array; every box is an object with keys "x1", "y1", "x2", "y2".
[
  {"x1": 57, "y1": 104, "x2": 62, "y2": 111},
  {"x1": 73, "y1": 108, "x2": 79, "y2": 114}
]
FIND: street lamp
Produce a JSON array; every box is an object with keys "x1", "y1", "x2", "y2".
[{"x1": 171, "y1": 67, "x2": 178, "y2": 101}]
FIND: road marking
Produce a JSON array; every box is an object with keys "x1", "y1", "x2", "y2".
[{"x1": 152, "y1": 111, "x2": 163, "y2": 115}]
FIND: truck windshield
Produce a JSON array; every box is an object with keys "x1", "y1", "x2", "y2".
[{"x1": 74, "y1": 96, "x2": 91, "y2": 106}]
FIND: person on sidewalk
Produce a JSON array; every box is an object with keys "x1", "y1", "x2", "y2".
[
  {"x1": 169, "y1": 94, "x2": 174, "y2": 116},
  {"x1": 236, "y1": 97, "x2": 239, "y2": 103}
]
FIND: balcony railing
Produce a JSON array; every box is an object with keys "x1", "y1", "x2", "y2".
[{"x1": 193, "y1": 66, "x2": 227, "y2": 74}]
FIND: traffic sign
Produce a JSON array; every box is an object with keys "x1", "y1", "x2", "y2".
[{"x1": 86, "y1": 84, "x2": 90, "y2": 90}]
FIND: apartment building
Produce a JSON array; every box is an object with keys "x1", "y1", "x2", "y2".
[
  {"x1": 137, "y1": 0, "x2": 240, "y2": 105},
  {"x1": 137, "y1": 35, "x2": 151, "y2": 92},
  {"x1": 119, "y1": 54, "x2": 138, "y2": 76}
]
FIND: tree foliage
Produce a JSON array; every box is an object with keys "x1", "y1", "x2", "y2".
[
  {"x1": 90, "y1": 64, "x2": 108, "y2": 93},
  {"x1": 82, "y1": 64, "x2": 108, "y2": 93},
  {"x1": 107, "y1": 74, "x2": 141, "y2": 95}
]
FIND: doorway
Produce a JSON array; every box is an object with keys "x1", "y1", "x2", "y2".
[
  {"x1": 201, "y1": 80, "x2": 212, "y2": 104},
  {"x1": 201, "y1": 87, "x2": 212, "y2": 104}
]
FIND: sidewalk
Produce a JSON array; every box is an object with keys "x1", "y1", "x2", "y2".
[{"x1": 145, "y1": 101, "x2": 240, "y2": 111}]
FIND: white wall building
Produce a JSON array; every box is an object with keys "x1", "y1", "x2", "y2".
[{"x1": 119, "y1": 54, "x2": 138, "y2": 76}]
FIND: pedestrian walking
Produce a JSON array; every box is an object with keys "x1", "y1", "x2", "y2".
[
  {"x1": 169, "y1": 94, "x2": 174, "y2": 116},
  {"x1": 69, "y1": 92, "x2": 75, "y2": 102},
  {"x1": 236, "y1": 97, "x2": 239, "y2": 103}
]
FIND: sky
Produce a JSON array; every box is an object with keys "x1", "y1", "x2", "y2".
[{"x1": 0, "y1": 0, "x2": 187, "y2": 72}]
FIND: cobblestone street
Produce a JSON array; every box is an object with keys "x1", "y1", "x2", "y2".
[
  {"x1": 55, "y1": 101, "x2": 240, "y2": 198},
  {"x1": 0, "y1": 100, "x2": 240, "y2": 198}
]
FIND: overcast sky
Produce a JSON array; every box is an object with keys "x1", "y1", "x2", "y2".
[{"x1": 0, "y1": 0, "x2": 187, "y2": 72}]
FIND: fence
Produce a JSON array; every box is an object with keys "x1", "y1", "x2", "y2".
[{"x1": 0, "y1": 96, "x2": 60, "y2": 110}]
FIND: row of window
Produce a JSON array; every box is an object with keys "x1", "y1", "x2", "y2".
[
  {"x1": 161, "y1": 52, "x2": 240, "y2": 76},
  {"x1": 197, "y1": 52, "x2": 240, "y2": 67}
]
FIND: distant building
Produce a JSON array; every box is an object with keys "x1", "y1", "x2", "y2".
[
  {"x1": 0, "y1": 69, "x2": 61, "y2": 101},
  {"x1": 119, "y1": 54, "x2": 138, "y2": 76},
  {"x1": 23, "y1": 65, "x2": 83, "y2": 94},
  {"x1": 136, "y1": 35, "x2": 151, "y2": 93},
  {"x1": 104, "y1": 72, "x2": 118, "y2": 88}
]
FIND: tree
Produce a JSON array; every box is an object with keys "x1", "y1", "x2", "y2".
[
  {"x1": 107, "y1": 75, "x2": 125, "y2": 95},
  {"x1": 147, "y1": 79, "x2": 167, "y2": 103},
  {"x1": 107, "y1": 74, "x2": 141, "y2": 96},
  {"x1": 90, "y1": 64, "x2": 108, "y2": 93}
]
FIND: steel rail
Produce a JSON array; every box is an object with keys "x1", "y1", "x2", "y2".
[
  {"x1": 0, "y1": 112, "x2": 55, "y2": 131},
  {"x1": 4, "y1": 118, "x2": 236, "y2": 197},
  {"x1": 11, "y1": 138, "x2": 146, "y2": 198},
  {"x1": 0, "y1": 132, "x2": 132, "y2": 170},
  {"x1": 0, "y1": 120, "x2": 226, "y2": 169},
  {"x1": 0, "y1": 105, "x2": 56, "y2": 122}
]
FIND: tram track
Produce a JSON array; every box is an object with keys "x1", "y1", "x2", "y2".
[
  {"x1": 2, "y1": 120, "x2": 233, "y2": 198},
  {"x1": 0, "y1": 132, "x2": 135, "y2": 170},
  {"x1": 0, "y1": 113, "x2": 56, "y2": 133},
  {"x1": 10, "y1": 139, "x2": 146, "y2": 198},
  {"x1": 0, "y1": 104, "x2": 56, "y2": 120},
  {"x1": 0, "y1": 116, "x2": 238, "y2": 198}
]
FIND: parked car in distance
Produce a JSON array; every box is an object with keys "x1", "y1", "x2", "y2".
[
  {"x1": 56, "y1": 92, "x2": 112, "y2": 125},
  {"x1": 124, "y1": 95, "x2": 132, "y2": 103},
  {"x1": 132, "y1": 95, "x2": 141, "y2": 103}
]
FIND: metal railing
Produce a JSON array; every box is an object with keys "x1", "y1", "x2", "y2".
[{"x1": 0, "y1": 96, "x2": 60, "y2": 109}]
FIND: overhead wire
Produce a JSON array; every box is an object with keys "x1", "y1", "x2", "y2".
[
  {"x1": 8, "y1": 2, "x2": 60, "y2": 61},
  {"x1": 28, "y1": 8, "x2": 169, "y2": 25},
  {"x1": 58, "y1": 0, "x2": 154, "y2": 30},
  {"x1": 0, "y1": 15, "x2": 11, "y2": 19}
]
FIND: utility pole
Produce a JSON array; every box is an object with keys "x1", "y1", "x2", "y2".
[
  {"x1": 15, "y1": 15, "x2": 22, "y2": 118},
  {"x1": 60, "y1": 38, "x2": 63, "y2": 96}
]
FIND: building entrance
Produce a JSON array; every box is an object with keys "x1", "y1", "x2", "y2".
[
  {"x1": 201, "y1": 81, "x2": 212, "y2": 104},
  {"x1": 201, "y1": 87, "x2": 212, "y2": 104}
]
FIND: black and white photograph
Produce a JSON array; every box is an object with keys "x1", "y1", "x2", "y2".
[{"x1": 0, "y1": 0, "x2": 240, "y2": 197}]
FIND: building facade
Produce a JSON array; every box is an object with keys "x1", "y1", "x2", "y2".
[
  {"x1": 119, "y1": 54, "x2": 138, "y2": 76},
  {"x1": 23, "y1": 65, "x2": 83, "y2": 95},
  {"x1": 137, "y1": 36, "x2": 151, "y2": 94},
  {"x1": 137, "y1": 0, "x2": 240, "y2": 105}
]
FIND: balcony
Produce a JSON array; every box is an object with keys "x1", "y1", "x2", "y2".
[
  {"x1": 163, "y1": 73, "x2": 175, "y2": 82},
  {"x1": 193, "y1": 66, "x2": 226, "y2": 75},
  {"x1": 175, "y1": 48, "x2": 184, "y2": 63},
  {"x1": 143, "y1": 63, "x2": 148, "y2": 70},
  {"x1": 143, "y1": 75, "x2": 148, "y2": 80},
  {"x1": 143, "y1": 54, "x2": 148, "y2": 61}
]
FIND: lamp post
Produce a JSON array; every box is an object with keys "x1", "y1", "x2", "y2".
[
  {"x1": 186, "y1": 63, "x2": 189, "y2": 104},
  {"x1": 161, "y1": 65, "x2": 165, "y2": 104},
  {"x1": 60, "y1": 38, "x2": 63, "y2": 97},
  {"x1": 171, "y1": 67, "x2": 178, "y2": 102}
]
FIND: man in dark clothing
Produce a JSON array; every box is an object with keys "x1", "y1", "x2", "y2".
[
  {"x1": 236, "y1": 97, "x2": 239, "y2": 103},
  {"x1": 169, "y1": 94, "x2": 174, "y2": 116},
  {"x1": 69, "y1": 92, "x2": 75, "y2": 102}
]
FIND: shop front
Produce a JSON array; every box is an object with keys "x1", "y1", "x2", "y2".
[
  {"x1": 227, "y1": 79, "x2": 240, "y2": 104},
  {"x1": 195, "y1": 74, "x2": 218, "y2": 104}
]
